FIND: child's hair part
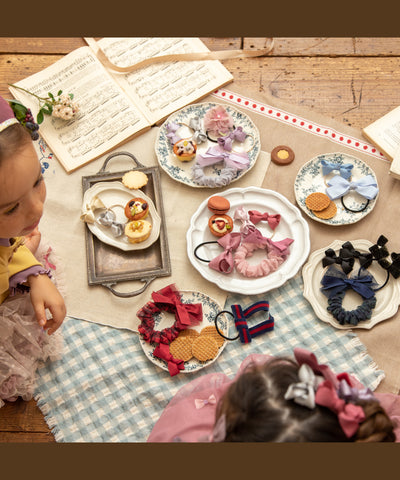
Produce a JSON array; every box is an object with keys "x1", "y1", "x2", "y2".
[{"x1": 215, "y1": 357, "x2": 395, "y2": 442}]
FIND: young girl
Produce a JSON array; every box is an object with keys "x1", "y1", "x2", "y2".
[
  {"x1": 147, "y1": 348, "x2": 400, "y2": 442},
  {"x1": 0, "y1": 94, "x2": 66, "y2": 406}
]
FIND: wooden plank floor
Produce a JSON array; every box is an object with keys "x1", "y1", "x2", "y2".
[{"x1": 1, "y1": 37, "x2": 400, "y2": 442}]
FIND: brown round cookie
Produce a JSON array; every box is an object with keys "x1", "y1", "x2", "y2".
[
  {"x1": 169, "y1": 336, "x2": 194, "y2": 362},
  {"x1": 192, "y1": 336, "x2": 219, "y2": 362},
  {"x1": 200, "y1": 325, "x2": 225, "y2": 348},
  {"x1": 271, "y1": 145, "x2": 295, "y2": 165},
  {"x1": 207, "y1": 196, "x2": 230, "y2": 215},
  {"x1": 178, "y1": 329, "x2": 200, "y2": 342},
  {"x1": 208, "y1": 214, "x2": 233, "y2": 237},
  {"x1": 313, "y1": 200, "x2": 337, "y2": 219},
  {"x1": 305, "y1": 192, "x2": 331, "y2": 212}
]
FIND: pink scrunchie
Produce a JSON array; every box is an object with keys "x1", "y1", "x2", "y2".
[{"x1": 234, "y1": 237, "x2": 294, "y2": 278}]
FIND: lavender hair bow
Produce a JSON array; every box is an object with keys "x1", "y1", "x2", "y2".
[
  {"x1": 165, "y1": 122, "x2": 181, "y2": 145},
  {"x1": 197, "y1": 145, "x2": 250, "y2": 170},
  {"x1": 337, "y1": 379, "x2": 376, "y2": 404},
  {"x1": 217, "y1": 126, "x2": 247, "y2": 151},
  {"x1": 321, "y1": 160, "x2": 354, "y2": 179},
  {"x1": 326, "y1": 174, "x2": 379, "y2": 201}
]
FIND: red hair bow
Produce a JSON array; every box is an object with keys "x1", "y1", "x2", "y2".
[{"x1": 153, "y1": 343, "x2": 185, "y2": 377}]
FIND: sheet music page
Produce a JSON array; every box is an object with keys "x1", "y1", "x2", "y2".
[
  {"x1": 96, "y1": 38, "x2": 234, "y2": 124},
  {"x1": 363, "y1": 106, "x2": 400, "y2": 160},
  {"x1": 9, "y1": 47, "x2": 151, "y2": 172}
]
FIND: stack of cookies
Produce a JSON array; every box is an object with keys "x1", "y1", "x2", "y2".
[
  {"x1": 305, "y1": 192, "x2": 337, "y2": 220},
  {"x1": 169, "y1": 326, "x2": 225, "y2": 363}
]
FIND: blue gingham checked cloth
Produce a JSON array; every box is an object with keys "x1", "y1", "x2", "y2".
[{"x1": 34, "y1": 273, "x2": 384, "y2": 442}]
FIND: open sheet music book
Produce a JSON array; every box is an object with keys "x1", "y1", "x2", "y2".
[{"x1": 9, "y1": 38, "x2": 234, "y2": 173}]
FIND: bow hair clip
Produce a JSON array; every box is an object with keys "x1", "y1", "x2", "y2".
[
  {"x1": 194, "y1": 394, "x2": 217, "y2": 409},
  {"x1": 80, "y1": 196, "x2": 125, "y2": 237},
  {"x1": 248, "y1": 210, "x2": 281, "y2": 231},
  {"x1": 321, "y1": 159, "x2": 353, "y2": 180},
  {"x1": 369, "y1": 235, "x2": 400, "y2": 280},
  {"x1": 284, "y1": 364, "x2": 321, "y2": 409}
]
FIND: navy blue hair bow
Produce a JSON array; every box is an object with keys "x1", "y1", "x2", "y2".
[{"x1": 320, "y1": 266, "x2": 377, "y2": 299}]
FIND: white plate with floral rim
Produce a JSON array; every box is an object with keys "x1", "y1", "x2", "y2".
[
  {"x1": 302, "y1": 239, "x2": 400, "y2": 329},
  {"x1": 294, "y1": 152, "x2": 378, "y2": 225},
  {"x1": 139, "y1": 291, "x2": 229, "y2": 374},
  {"x1": 155, "y1": 102, "x2": 260, "y2": 188},
  {"x1": 82, "y1": 181, "x2": 161, "y2": 251},
  {"x1": 186, "y1": 186, "x2": 310, "y2": 294}
]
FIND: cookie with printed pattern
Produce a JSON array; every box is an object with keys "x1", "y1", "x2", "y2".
[
  {"x1": 199, "y1": 325, "x2": 225, "y2": 348},
  {"x1": 305, "y1": 192, "x2": 331, "y2": 212},
  {"x1": 169, "y1": 336, "x2": 194, "y2": 362},
  {"x1": 192, "y1": 336, "x2": 219, "y2": 362}
]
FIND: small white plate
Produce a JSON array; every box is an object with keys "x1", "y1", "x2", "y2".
[
  {"x1": 186, "y1": 186, "x2": 310, "y2": 294},
  {"x1": 294, "y1": 152, "x2": 378, "y2": 225},
  {"x1": 139, "y1": 291, "x2": 228, "y2": 374},
  {"x1": 155, "y1": 102, "x2": 260, "y2": 188},
  {"x1": 302, "y1": 239, "x2": 400, "y2": 329},
  {"x1": 82, "y1": 181, "x2": 161, "y2": 251}
]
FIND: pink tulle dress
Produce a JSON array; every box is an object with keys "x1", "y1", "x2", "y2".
[{"x1": 0, "y1": 238, "x2": 64, "y2": 408}]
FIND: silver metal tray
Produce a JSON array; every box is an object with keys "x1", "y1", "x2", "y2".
[{"x1": 82, "y1": 151, "x2": 171, "y2": 297}]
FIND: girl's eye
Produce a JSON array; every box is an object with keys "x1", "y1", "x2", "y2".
[
  {"x1": 34, "y1": 175, "x2": 44, "y2": 187},
  {"x1": 4, "y1": 204, "x2": 19, "y2": 215}
]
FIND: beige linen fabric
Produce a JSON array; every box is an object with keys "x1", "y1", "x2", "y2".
[
  {"x1": 40, "y1": 84, "x2": 400, "y2": 393},
  {"x1": 39, "y1": 125, "x2": 270, "y2": 333}
]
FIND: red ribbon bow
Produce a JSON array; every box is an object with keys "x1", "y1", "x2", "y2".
[
  {"x1": 153, "y1": 343, "x2": 185, "y2": 377},
  {"x1": 151, "y1": 284, "x2": 203, "y2": 328},
  {"x1": 315, "y1": 380, "x2": 366, "y2": 437},
  {"x1": 248, "y1": 210, "x2": 281, "y2": 230}
]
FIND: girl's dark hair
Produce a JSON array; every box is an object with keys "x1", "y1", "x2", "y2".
[
  {"x1": 0, "y1": 123, "x2": 32, "y2": 165},
  {"x1": 215, "y1": 357, "x2": 395, "y2": 442}
]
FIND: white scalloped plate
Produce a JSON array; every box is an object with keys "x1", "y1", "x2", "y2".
[
  {"x1": 294, "y1": 152, "x2": 378, "y2": 225},
  {"x1": 302, "y1": 239, "x2": 400, "y2": 329},
  {"x1": 82, "y1": 181, "x2": 161, "y2": 251},
  {"x1": 139, "y1": 291, "x2": 229, "y2": 374},
  {"x1": 155, "y1": 102, "x2": 260, "y2": 188},
  {"x1": 187, "y1": 187, "x2": 310, "y2": 294}
]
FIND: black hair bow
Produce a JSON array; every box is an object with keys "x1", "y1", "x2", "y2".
[
  {"x1": 322, "y1": 247, "x2": 355, "y2": 274},
  {"x1": 340, "y1": 241, "x2": 374, "y2": 270}
]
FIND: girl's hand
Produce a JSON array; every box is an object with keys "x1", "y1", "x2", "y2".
[{"x1": 28, "y1": 273, "x2": 66, "y2": 334}]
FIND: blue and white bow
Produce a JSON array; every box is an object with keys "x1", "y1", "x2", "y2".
[
  {"x1": 326, "y1": 174, "x2": 379, "y2": 200},
  {"x1": 321, "y1": 159, "x2": 353, "y2": 179}
]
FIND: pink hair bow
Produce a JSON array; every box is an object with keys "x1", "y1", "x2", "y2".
[
  {"x1": 209, "y1": 232, "x2": 242, "y2": 273},
  {"x1": 315, "y1": 380, "x2": 366, "y2": 437},
  {"x1": 151, "y1": 284, "x2": 203, "y2": 328},
  {"x1": 153, "y1": 343, "x2": 185, "y2": 377},
  {"x1": 194, "y1": 394, "x2": 217, "y2": 409},
  {"x1": 197, "y1": 146, "x2": 250, "y2": 170},
  {"x1": 265, "y1": 237, "x2": 294, "y2": 257},
  {"x1": 248, "y1": 210, "x2": 281, "y2": 230}
]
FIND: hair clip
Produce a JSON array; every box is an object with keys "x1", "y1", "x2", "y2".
[
  {"x1": 248, "y1": 210, "x2": 281, "y2": 231},
  {"x1": 194, "y1": 232, "x2": 242, "y2": 274},
  {"x1": 326, "y1": 174, "x2": 378, "y2": 213},
  {"x1": 96, "y1": 204, "x2": 126, "y2": 237},
  {"x1": 214, "y1": 301, "x2": 274, "y2": 343},
  {"x1": 284, "y1": 364, "x2": 318, "y2": 409},
  {"x1": 369, "y1": 235, "x2": 400, "y2": 279},
  {"x1": 321, "y1": 159, "x2": 353, "y2": 180},
  {"x1": 203, "y1": 105, "x2": 234, "y2": 139},
  {"x1": 216, "y1": 126, "x2": 249, "y2": 150}
]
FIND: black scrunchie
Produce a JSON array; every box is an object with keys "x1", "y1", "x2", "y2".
[{"x1": 327, "y1": 291, "x2": 377, "y2": 326}]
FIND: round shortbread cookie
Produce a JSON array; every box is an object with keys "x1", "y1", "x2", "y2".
[
  {"x1": 169, "y1": 336, "x2": 194, "y2": 362},
  {"x1": 305, "y1": 192, "x2": 331, "y2": 211},
  {"x1": 200, "y1": 325, "x2": 225, "y2": 348},
  {"x1": 178, "y1": 329, "x2": 200, "y2": 342},
  {"x1": 122, "y1": 170, "x2": 149, "y2": 189},
  {"x1": 192, "y1": 336, "x2": 219, "y2": 362},
  {"x1": 313, "y1": 200, "x2": 337, "y2": 219}
]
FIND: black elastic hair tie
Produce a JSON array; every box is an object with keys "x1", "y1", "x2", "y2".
[
  {"x1": 341, "y1": 196, "x2": 370, "y2": 213},
  {"x1": 194, "y1": 241, "x2": 219, "y2": 263},
  {"x1": 214, "y1": 310, "x2": 239, "y2": 341}
]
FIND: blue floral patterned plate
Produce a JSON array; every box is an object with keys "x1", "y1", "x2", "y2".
[
  {"x1": 139, "y1": 291, "x2": 229, "y2": 374},
  {"x1": 155, "y1": 102, "x2": 260, "y2": 188},
  {"x1": 294, "y1": 152, "x2": 378, "y2": 225}
]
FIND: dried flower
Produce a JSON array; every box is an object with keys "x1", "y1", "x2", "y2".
[
  {"x1": 8, "y1": 84, "x2": 79, "y2": 124},
  {"x1": 203, "y1": 105, "x2": 234, "y2": 137}
]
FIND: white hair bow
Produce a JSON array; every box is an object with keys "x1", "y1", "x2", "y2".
[{"x1": 284, "y1": 364, "x2": 318, "y2": 409}]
